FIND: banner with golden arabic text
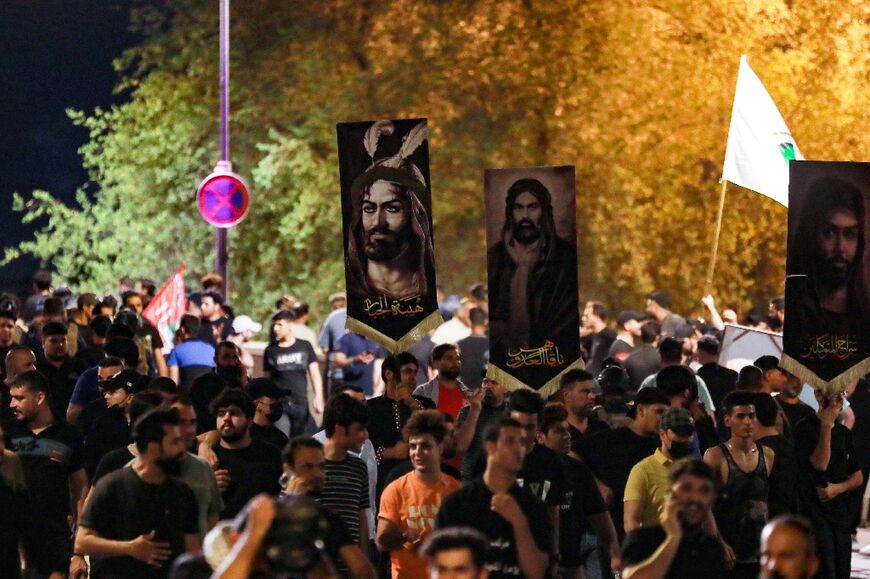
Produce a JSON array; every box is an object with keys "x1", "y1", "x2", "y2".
[
  {"x1": 336, "y1": 118, "x2": 442, "y2": 352},
  {"x1": 485, "y1": 166, "x2": 582, "y2": 395}
]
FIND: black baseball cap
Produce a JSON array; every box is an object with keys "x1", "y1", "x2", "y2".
[
  {"x1": 247, "y1": 377, "x2": 286, "y2": 400},
  {"x1": 102, "y1": 369, "x2": 147, "y2": 394}
]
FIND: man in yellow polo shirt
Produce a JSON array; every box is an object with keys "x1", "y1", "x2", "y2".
[{"x1": 623, "y1": 407, "x2": 695, "y2": 533}]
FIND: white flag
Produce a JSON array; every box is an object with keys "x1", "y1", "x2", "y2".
[{"x1": 722, "y1": 55, "x2": 802, "y2": 207}]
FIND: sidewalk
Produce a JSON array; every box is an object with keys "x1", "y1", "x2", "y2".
[{"x1": 854, "y1": 528, "x2": 870, "y2": 577}]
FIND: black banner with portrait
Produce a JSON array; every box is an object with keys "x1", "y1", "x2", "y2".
[
  {"x1": 783, "y1": 161, "x2": 870, "y2": 392},
  {"x1": 337, "y1": 119, "x2": 442, "y2": 352},
  {"x1": 485, "y1": 166, "x2": 583, "y2": 395}
]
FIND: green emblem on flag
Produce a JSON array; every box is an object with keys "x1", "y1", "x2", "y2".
[{"x1": 779, "y1": 143, "x2": 796, "y2": 164}]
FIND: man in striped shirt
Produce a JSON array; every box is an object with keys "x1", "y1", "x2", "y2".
[{"x1": 320, "y1": 393, "x2": 373, "y2": 558}]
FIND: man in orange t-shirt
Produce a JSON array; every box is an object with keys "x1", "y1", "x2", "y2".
[{"x1": 377, "y1": 410, "x2": 461, "y2": 578}]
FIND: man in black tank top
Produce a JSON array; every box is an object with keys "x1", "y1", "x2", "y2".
[{"x1": 704, "y1": 391, "x2": 775, "y2": 579}]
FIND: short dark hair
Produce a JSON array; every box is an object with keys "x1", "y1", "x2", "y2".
[
  {"x1": 721, "y1": 390, "x2": 756, "y2": 416},
  {"x1": 9, "y1": 370, "x2": 51, "y2": 402},
  {"x1": 483, "y1": 416, "x2": 524, "y2": 444},
  {"x1": 98, "y1": 356, "x2": 124, "y2": 369},
  {"x1": 149, "y1": 377, "x2": 179, "y2": 396},
  {"x1": 540, "y1": 402, "x2": 568, "y2": 433},
  {"x1": 105, "y1": 337, "x2": 140, "y2": 367},
  {"x1": 646, "y1": 290, "x2": 672, "y2": 309},
  {"x1": 506, "y1": 388, "x2": 544, "y2": 417},
  {"x1": 43, "y1": 297, "x2": 65, "y2": 318},
  {"x1": 754, "y1": 355, "x2": 781, "y2": 373},
  {"x1": 658, "y1": 337, "x2": 683, "y2": 364},
  {"x1": 381, "y1": 353, "x2": 401, "y2": 382},
  {"x1": 41, "y1": 320, "x2": 67, "y2": 337},
  {"x1": 203, "y1": 290, "x2": 224, "y2": 306},
  {"x1": 331, "y1": 382, "x2": 365, "y2": 398},
  {"x1": 656, "y1": 365, "x2": 696, "y2": 398},
  {"x1": 132, "y1": 407, "x2": 180, "y2": 453},
  {"x1": 0, "y1": 309, "x2": 16, "y2": 322},
  {"x1": 468, "y1": 307, "x2": 487, "y2": 327},
  {"x1": 215, "y1": 341, "x2": 241, "y2": 356},
  {"x1": 292, "y1": 302, "x2": 310, "y2": 318},
  {"x1": 281, "y1": 435, "x2": 323, "y2": 466},
  {"x1": 106, "y1": 322, "x2": 135, "y2": 340},
  {"x1": 396, "y1": 351, "x2": 419, "y2": 370},
  {"x1": 272, "y1": 309, "x2": 296, "y2": 323},
  {"x1": 323, "y1": 393, "x2": 369, "y2": 437},
  {"x1": 769, "y1": 297, "x2": 785, "y2": 312},
  {"x1": 403, "y1": 409, "x2": 448, "y2": 444},
  {"x1": 586, "y1": 301, "x2": 609, "y2": 321},
  {"x1": 669, "y1": 458, "x2": 715, "y2": 485},
  {"x1": 89, "y1": 315, "x2": 113, "y2": 338},
  {"x1": 764, "y1": 515, "x2": 817, "y2": 557},
  {"x1": 432, "y1": 343, "x2": 458, "y2": 362},
  {"x1": 121, "y1": 291, "x2": 142, "y2": 307},
  {"x1": 33, "y1": 269, "x2": 52, "y2": 291},
  {"x1": 128, "y1": 391, "x2": 165, "y2": 425},
  {"x1": 421, "y1": 527, "x2": 489, "y2": 571},
  {"x1": 736, "y1": 365, "x2": 764, "y2": 391},
  {"x1": 559, "y1": 369, "x2": 593, "y2": 388},
  {"x1": 179, "y1": 314, "x2": 201, "y2": 336},
  {"x1": 634, "y1": 387, "x2": 671, "y2": 408},
  {"x1": 164, "y1": 393, "x2": 193, "y2": 408},
  {"x1": 696, "y1": 335, "x2": 721, "y2": 356},
  {"x1": 753, "y1": 393, "x2": 779, "y2": 427},
  {"x1": 209, "y1": 387, "x2": 254, "y2": 419},
  {"x1": 640, "y1": 321, "x2": 661, "y2": 344}
]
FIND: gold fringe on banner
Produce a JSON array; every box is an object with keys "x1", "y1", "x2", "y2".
[
  {"x1": 486, "y1": 357, "x2": 586, "y2": 399},
  {"x1": 780, "y1": 353, "x2": 870, "y2": 396},
  {"x1": 345, "y1": 310, "x2": 444, "y2": 353}
]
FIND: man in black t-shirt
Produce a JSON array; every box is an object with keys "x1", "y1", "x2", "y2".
[
  {"x1": 793, "y1": 391, "x2": 863, "y2": 579},
  {"x1": 552, "y1": 369, "x2": 610, "y2": 461},
  {"x1": 621, "y1": 459, "x2": 725, "y2": 579},
  {"x1": 437, "y1": 416, "x2": 550, "y2": 579},
  {"x1": 8, "y1": 370, "x2": 89, "y2": 578},
  {"x1": 580, "y1": 302, "x2": 617, "y2": 377},
  {"x1": 457, "y1": 308, "x2": 489, "y2": 390},
  {"x1": 209, "y1": 388, "x2": 282, "y2": 518},
  {"x1": 247, "y1": 377, "x2": 290, "y2": 450},
  {"x1": 36, "y1": 320, "x2": 87, "y2": 419},
  {"x1": 538, "y1": 402, "x2": 621, "y2": 578},
  {"x1": 263, "y1": 309, "x2": 323, "y2": 435},
  {"x1": 76, "y1": 407, "x2": 200, "y2": 578},
  {"x1": 456, "y1": 375, "x2": 508, "y2": 481}
]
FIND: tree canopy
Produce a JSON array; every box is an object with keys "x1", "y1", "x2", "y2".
[{"x1": 7, "y1": 0, "x2": 870, "y2": 324}]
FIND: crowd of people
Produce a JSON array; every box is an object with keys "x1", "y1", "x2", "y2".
[{"x1": 0, "y1": 269, "x2": 866, "y2": 579}]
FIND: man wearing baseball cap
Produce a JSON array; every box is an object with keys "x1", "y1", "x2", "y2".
[
  {"x1": 608, "y1": 310, "x2": 644, "y2": 362},
  {"x1": 624, "y1": 407, "x2": 695, "y2": 534},
  {"x1": 247, "y1": 377, "x2": 289, "y2": 450}
]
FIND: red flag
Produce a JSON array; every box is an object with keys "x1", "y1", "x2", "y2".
[{"x1": 142, "y1": 265, "x2": 186, "y2": 353}]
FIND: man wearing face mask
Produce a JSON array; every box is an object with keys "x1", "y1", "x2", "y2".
[
  {"x1": 247, "y1": 377, "x2": 289, "y2": 450},
  {"x1": 75, "y1": 408, "x2": 201, "y2": 578},
  {"x1": 624, "y1": 408, "x2": 696, "y2": 534}
]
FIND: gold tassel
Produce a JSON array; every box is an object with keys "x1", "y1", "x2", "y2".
[
  {"x1": 780, "y1": 353, "x2": 870, "y2": 396},
  {"x1": 486, "y1": 358, "x2": 586, "y2": 398},
  {"x1": 345, "y1": 310, "x2": 444, "y2": 353}
]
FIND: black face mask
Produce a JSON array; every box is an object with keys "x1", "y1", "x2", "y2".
[
  {"x1": 266, "y1": 403, "x2": 284, "y2": 423},
  {"x1": 156, "y1": 455, "x2": 183, "y2": 477},
  {"x1": 669, "y1": 441, "x2": 694, "y2": 459},
  {"x1": 216, "y1": 365, "x2": 244, "y2": 384}
]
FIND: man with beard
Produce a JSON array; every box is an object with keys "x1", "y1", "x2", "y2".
[
  {"x1": 8, "y1": 370, "x2": 89, "y2": 579},
  {"x1": 37, "y1": 320, "x2": 87, "y2": 419},
  {"x1": 704, "y1": 391, "x2": 774, "y2": 578},
  {"x1": 621, "y1": 459, "x2": 726, "y2": 579},
  {"x1": 414, "y1": 343, "x2": 470, "y2": 420},
  {"x1": 785, "y1": 177, "x2": 870, "y2": 378},
  {"x1": 75, "y1": 408, "x2": 200, "y2": 578},
  {"x1": 456, "y1": 375, "x2": 508, "y2": 481},
  {"x1": 624, "y1": 408, "x2": 696, "y2": 534},
  {"x1": 247, "y1": 377, "x2": 289, "y2": 450},
  {"x1": 487, "y1": 178, "x2": 579, "y2": 366},
  {"x1": 209, "y1": 388, "x2": 282, "y2": 518},
  {"x1": 2, "y1": 345, "x2": 37, "y2": 421},
  {"x1": 345, "y1": 136, "x2": 436, "y2": 301},
  {"x1": 551, "y1": 369, "x2": 609, "y2": 462}
]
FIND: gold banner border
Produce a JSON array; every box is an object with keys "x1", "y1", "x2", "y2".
[
  {"x1": 780, "y1": 353, "x2": 870, "y2": 396},
  {"x1": 486, "y1": 357, "x2": 586, "y2": 399},
  {"x1": 345, "y1": 310, "x2": 444, "y2": 353}
]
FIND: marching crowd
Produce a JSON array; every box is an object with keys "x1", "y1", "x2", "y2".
[{"x1": 0, "y1": 269, "x2": 867, "y2": 579}]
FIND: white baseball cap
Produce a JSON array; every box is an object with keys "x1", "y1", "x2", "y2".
[{"x1": 232, "y1": 315, "x2": 262, "y2": 334}]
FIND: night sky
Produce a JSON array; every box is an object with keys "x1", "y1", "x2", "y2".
[{"x1": 0, "y1": 0, "x2": 135, "y2": 295}]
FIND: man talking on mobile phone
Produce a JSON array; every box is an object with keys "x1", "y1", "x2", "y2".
[{"x1": 620, "y1": 459, "x2": 726, "y2": 579}]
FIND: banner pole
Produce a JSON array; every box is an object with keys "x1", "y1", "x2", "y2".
[{"x1": 704, "y1": 180, "x2": 729, "y2": 295}]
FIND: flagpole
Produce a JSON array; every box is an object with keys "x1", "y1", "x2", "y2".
[{"x1": 704, "y1": 180, "x2": 729, "y2": 295}]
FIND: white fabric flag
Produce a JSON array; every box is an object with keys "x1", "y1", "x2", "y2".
[{"x1": 722, "y1": 55, "x2": 803, "y2": 207}]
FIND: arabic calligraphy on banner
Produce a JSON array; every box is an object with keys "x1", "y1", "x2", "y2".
[
  {"x1": 506, "y1": 340, "x2": 564, "y2": 369},
  {"x1": 801, "y1": 334, "x2": 859, "y2": 361},
  {"x1": 363, "y1": 294, "x2": 425, "y2": 318}
]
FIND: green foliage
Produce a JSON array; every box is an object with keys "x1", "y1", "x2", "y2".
[{"x1": 7, "y1": 0, "x2": 870, "y2": 324}]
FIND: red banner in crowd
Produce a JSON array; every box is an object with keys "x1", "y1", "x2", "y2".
[{"x1": 142, "y1": 264, "x2": 186, "y2": 353}]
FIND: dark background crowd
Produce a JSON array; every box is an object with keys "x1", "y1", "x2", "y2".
[{"x1": 0, "y1": 269, "x2": 864, "y2": 579}]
